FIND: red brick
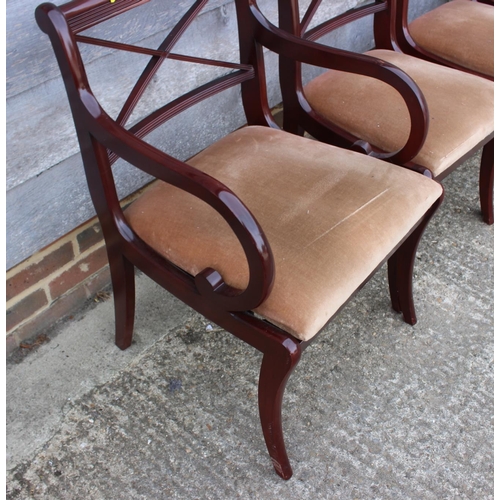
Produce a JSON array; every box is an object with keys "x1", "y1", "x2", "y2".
[
  {"x1": 11, "y1": 266, "x2": 115, "y2": 349},
  {"x1": 13, "y1": 284, "x2": 88, "y2": 345},
  {"x1": 77, "y1": 222, "x2": 103, "y2": 253},
  {"x1": 49, "y1": 245, "x2": 108, "y2": 299},
  {"x1": 84, "y1": 265, "x2": 111, "y2": 297},
  {"x1": 7, "y1": 289, "x2": 48, "y2": 332},
  {"x1": 6, "y1": 242, "x2": 74, "y2": 301}
]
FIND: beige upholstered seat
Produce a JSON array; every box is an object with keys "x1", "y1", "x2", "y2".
[
  {"x1": 125, "y1": 126, "x2": 442, "y2": 341},
  {"x1": 303, "y1": 49, "x2": 494, "y2": 178},
  {"x1": 409, "y1": 0, "x2": 493, "y2": 78}
]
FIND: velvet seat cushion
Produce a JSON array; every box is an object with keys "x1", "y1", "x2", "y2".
[
  {"x1": 303, "y1": 49, "x2": 494, "y2": 178},
  {"x1": 409, "y1": 0, "x2": 493, "y2": 78},
  {"x1": 125, "y1": 126, "x2": 442, "y2": 341}
]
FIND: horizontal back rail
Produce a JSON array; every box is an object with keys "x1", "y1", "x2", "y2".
[
  {"x1": 108, "y1": 69, "x2": 255, "y2": 165},
  {"x1": 61, "y1": 0, "x2": 151, "y2": 33},
  {"x1": 303, "y1": 0, "x2": 387, "y2": 41},
  {"x1": 76, "y1": 35, "x2": 252, "y2": 70}
]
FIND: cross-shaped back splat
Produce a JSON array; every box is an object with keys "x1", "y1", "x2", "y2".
[{"x1": 65, "y1": 0, "x2": 254, "y2": 163}]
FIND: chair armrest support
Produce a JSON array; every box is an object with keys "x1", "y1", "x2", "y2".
[
  {"x1": 36, "y1": 2, "x2": 274, "y2": 313},
  {"x1": 81, "y1": 91, "x2": 275, "y2": 313},
  {"x1": 249, "y1": 1, "x2": 429, "y2": 165}
]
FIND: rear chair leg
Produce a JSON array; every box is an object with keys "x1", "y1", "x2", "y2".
[
  {"x1": 388, "y1": 243, "x2": 417, "y2": 325},
  {"x1": 281, "y1": 108, "x2": 305, "y2": 137},
  {"x1": 109, "y1": 253, "x2": 135, "y2": 350},
  {"x1": 258, "y1": 340, "x2": 301, "y2": 480},
  {"x1": 388, "y1": 197, "x2": 443, "y2": 325},
  {"x1": 387, "y1": 256, "x2": 401, "y2": 314},
  {"x1": 479, "y1": 138, "x2": 494, "y2": 225}
]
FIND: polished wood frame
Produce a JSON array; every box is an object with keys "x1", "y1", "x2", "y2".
[
  {"x1": 374, "y1": 0, "x2": 494, "y2": 81},
  {"x1": 278, "y1": 0, "x2": 494, "y2": 224},
  {"x1": 36, "y1": 0, "x2": 442, "y2": 479}
]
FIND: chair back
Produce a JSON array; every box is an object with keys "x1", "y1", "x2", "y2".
[
  {"x1": 35, "y1": 0, "x2": 278, "y2": 233},
  {"x1": 35, "y1": 0, "x2": 294, "y2": 312}
]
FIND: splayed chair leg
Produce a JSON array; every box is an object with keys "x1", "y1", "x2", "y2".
[
  {"x1": 109, "y1": 253, "x2": 136, "y2": 350},
  {"x1": 387, "y1": 242, "x2": 417, "y2": 325},
  {"x1": 258, "y1": 339, "x2": 301, "y2": 480},
  {"x1": 479, "y1": 139, "x2": 494, "y2": 225},
  {"x1": 388, "y1": 197, "x2": 443, "y2": 325}
]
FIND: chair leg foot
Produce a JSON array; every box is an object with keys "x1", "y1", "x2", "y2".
[
  {"x1": 109, "y1": 254, "x2": 135, "y2": 350},
  {"x1": 258, "y1": 341, "x2": 301, "y2": 480},
  {"x1": 479, "y1": 139, "x2": 494, "y2": 225}
]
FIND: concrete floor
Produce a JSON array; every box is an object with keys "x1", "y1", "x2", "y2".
[{"x1": 6, "y1": 153, "x2": 493, "y2": 499}]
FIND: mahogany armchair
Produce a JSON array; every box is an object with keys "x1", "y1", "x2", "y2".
[
  {"x1": 374, "y1": 0, "x2": 494, "y2": 80},
  {"x1": 278, "y1": 0, "x2": 494, "y2": 224},
  {"x1": 36, "y1": 0, "x2": 443, "y2": 479}
]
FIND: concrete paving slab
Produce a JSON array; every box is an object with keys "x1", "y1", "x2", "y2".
[{"x1": 6, "y1": 153, "x2": 493, "y2": 499}]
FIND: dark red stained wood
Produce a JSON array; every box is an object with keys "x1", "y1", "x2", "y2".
[
  {"x1": 480, "y1": 139, "x2": 494, "y2": 224},
  {"x1": 35, "y1": 0, "x2": 446, "y2": 480},
  {"x1": 62, "y1": 0, "x2": 151, "y2": 33},
  {"x1": 388, "y1": 195, "x2": 442, "y2": 324}
]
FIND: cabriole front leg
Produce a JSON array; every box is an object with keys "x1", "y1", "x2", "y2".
[
  {"x1": 258, "y1": 338, "x2": 301, "y2": 480},
  {"x1": 388, "y1": 196, "x2": 443, "y2": 325}
]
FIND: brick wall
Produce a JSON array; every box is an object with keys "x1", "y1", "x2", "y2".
[{"x1": 6, "y1": 189, "x2": 147, "y2": 355}]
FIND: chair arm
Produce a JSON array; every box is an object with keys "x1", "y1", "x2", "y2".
[
  {"x1": 36, "y1": 2, "x2": 274, "y2": 313},
  {"x1": 249, "y1": 1, "x2": 429, "y2": 165},
  {"x1": 81, "y1": 91, "x2": 275, "y2": 313}
]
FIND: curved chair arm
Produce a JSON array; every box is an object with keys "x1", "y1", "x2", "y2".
[
  {"x1": 248, "y1": 0, "x2": 429, "y2": 165},
  {"x1": 36, "y1": 2, "x2": 275, "y2": 314},
  {"x1": 84, "y1": 91, "x2": 276, "y2": 314}
]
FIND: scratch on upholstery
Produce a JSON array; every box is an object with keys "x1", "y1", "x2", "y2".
[{"x1": 306, "y1": 188, "x2": 390, "y2": 248}]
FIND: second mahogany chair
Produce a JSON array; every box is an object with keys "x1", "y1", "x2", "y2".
[
  {"x1": 374, "y1": 0, "x2": 494, "y2": 80},
  {"x1": 277, "y1": 0, "x2": 494, "y2": 224},
  {"x1": 36, "y1": 0, "x2": 443, "y2": 479}
]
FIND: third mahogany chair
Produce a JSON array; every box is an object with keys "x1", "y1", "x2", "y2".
[{"x1": 277, "y1": 0, "x2": 494, "y2": 224}]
